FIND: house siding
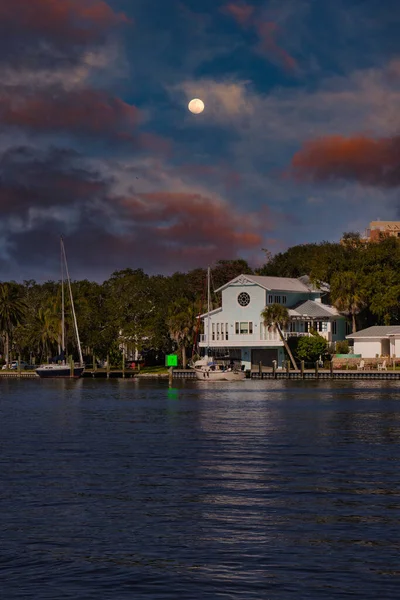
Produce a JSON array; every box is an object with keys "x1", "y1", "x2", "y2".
[{"x1": 354, "y1": 339, "x2": 383, "y2": 358}]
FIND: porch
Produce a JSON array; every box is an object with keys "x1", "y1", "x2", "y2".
[{"x1": 199, "y1": 331, "x2": 313, "y2": 346}]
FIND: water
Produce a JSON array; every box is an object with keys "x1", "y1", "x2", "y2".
[{"x1": 1, "y1": 378, "x2": 400, "y2": 599}]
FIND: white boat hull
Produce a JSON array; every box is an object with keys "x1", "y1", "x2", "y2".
[
  {"x1": 36, "y1": 364, "x2": 84, "y2": 378},
  {"x1": 194, "y1": 367, "x2": 245, "y2": 381}
]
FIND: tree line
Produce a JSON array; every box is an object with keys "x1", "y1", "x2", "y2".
[{"x1": 0, "y1": 234, "x2": 398, "y2": 366}]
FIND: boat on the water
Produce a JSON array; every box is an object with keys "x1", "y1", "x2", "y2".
[
  {"x1": 36, "y1": 364, "x2": 85, "y2": 378},
  {"x1": 193, "y1": 267, "x2": 245, "y2": 382},
  {"x1": 36, "y1": 238, "x2": 85, "y2": 379},
  {"x1": 194, "y1": 356, "x2": 245, "y2": 381}
]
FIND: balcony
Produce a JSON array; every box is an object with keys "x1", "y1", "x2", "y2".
[{"x1": 199, "y1": 330, "x2": 331, "y2": 348}]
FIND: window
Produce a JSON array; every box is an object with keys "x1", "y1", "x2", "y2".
[
  {"x1": 226, "y1": 323, "x2": 229, "y2": 340},
  {"x1": 234, "y1": 322, "x2": 253, "y2": 335},
  {"x1": 332, "y1": 320, "x2": 337, "y2": 335},
  {"x1": 268, "y1": 294, "x2": 273, "y2": 304},
  {"x1": 274, "y1": 295, "x2": 281, "y2": 303},
  {"x1": 316, "y1": 321, "x2": 328, "y2": 332},
  {"x1": 212, "y1": 323, "x2": 215, "y2": 340},
  {"x1": 240, "y1": 322, "x2": 249, "y2": 334},
  {"x1": 217, "y1": 323, "x2": 220, "y2": 341},
  {"x1": 282, "y1": 295, "x2": 287, "y2": 305},
  {"x1": 238, "y1": 292, "x2": 250, "y2": 306}
]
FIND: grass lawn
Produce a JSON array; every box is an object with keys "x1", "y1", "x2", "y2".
[{"x1": 138, "y1": 366, "x2": 169, "y2": 374}]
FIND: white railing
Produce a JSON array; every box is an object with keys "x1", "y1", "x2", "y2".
[
  {"x1": 199, "y1": 332, "x2": 314, "y2": 343},
  {"x1": 283, "y1": 332, "x2": 312, "y2": 339}
]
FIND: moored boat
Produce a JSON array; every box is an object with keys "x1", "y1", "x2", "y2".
[
  {"x1": 36, "y1": 237, "x2": 84, "y2": 379},
  {"x1": 193, "y1": 268, "x2": 245, "y2": 382}
]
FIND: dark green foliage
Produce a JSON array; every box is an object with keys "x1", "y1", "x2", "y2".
[
  {"x1": 3, "y1": 234, "x2": 400, "y2": 363},
  {"x1": 335, "y1": 340, "x2": 349, "y2": 354},
  {"x1": 288, "y1": 334, "x2": 328, "y2": 364}
]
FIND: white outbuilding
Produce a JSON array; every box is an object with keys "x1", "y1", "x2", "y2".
[{"x1": 347, "y1": 326, "x2": 400, "y2": 358}]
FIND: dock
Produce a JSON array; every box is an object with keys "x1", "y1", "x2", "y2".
[
  {"x1": 0, "y1": 368, "x2": 399, "y2": 381},
  {"x1": 250, "y1": 368, "x2": 400, "y2": 380}
]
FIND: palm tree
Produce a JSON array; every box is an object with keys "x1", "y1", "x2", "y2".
[
  {"x1": 167, "y1": 298, "x2": 196, "y2": 368},
  {"x1": 261, "y1": 303, "x2": 298, "y2": 371},
  {"x1": 34, "y1": 307, "x2": 60, "y2": 361},
  {"x1": 0, "y1": 283, "x2": 27, "y2": 365},
  {"x1": 330, "y1": 271, "x2": 365, "y2": 333}
]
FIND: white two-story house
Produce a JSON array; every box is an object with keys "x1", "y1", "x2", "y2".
[{"x1": 199, "y1": 274, "x2": 347, "y2": 369}]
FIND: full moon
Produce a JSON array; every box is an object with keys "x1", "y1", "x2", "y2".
[{"x1": 188, "y1": 98, "x2": 205, "y2": 114}]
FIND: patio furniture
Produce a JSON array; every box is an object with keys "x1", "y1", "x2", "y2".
[{"x1": 377, "y1": 360, "x2": 387, "y2": 371}]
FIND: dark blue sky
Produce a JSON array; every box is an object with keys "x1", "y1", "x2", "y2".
[{"x1": 0, "y1": 0, "x2": 398, "y2": 281}]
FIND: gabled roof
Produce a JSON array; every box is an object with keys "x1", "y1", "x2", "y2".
[
  {"x1": 215, "y1": 274, "x2": 329, "y2": 294},
  {"x1": 347, "y1": 326, "x2": 400, "y2": 339},
  {"x1": 288, "y1": 300, "x2": 340, "y2": 319}
]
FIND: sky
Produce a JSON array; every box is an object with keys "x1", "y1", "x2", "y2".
[{"x1": 0, "y1": 0, "x2": 399, "y2": 282}]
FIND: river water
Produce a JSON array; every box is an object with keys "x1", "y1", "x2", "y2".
[{"x1": 1, "y1": 378, "x2": 400, "y2": 599}]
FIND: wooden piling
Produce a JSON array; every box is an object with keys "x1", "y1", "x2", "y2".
[
  {"x1": 70, "y1": 355, "x2": 74, "y2": 378},
  {"x1": 18, "y1": 354, "x2": 21, "y2": 376},
  {"x1": 168, "y1": 367, "x2": 174, "y2": 386},
  {"x1": 300, "y1": 360, "x2": 304, "y2": 379},
  {"x1": 286, "y1": 360, "x2": 290, "y2": 378},
  {"x1": 106, "y1": 354, "x2": 110, "y2": 379},
  {"x1": 272, "y1": 360, "x2": 277, "y2": 379},
  {"x1": 259, "y1": 361, "x2": 262, "y2": 378},
  {"x1": 330, "y1": 360, "x2": 334, "y2": 378},
  {"x1": 122, "y1": 351, "x2": 125, "y2": 379},
  {"x1": 315, "y1": 360, "x2": 319, "y2": 379}
]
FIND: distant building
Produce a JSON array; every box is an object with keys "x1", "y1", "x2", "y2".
[
  {"x1": 363, "y1": 221, "x2": 400, "y2": 241},
  {"x1": 347, "y1": 326, "x2": 400, "y2": 358}
]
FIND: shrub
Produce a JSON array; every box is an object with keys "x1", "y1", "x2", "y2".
[
  {"x1": 296, "y1": 334, "x2": 328, "y2": 364},
  {"x1": 335, "y1": 340, "x2": 349, "y2": 354}
]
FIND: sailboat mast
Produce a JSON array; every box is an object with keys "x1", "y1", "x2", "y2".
[
  {"x1": 61, "y1": 239, "x2": 84, "y2": 367},
  {"x1": 207, "y1": 266, "x2": 210, "y2": 357},
  {"x1": 61, "y1": 237, "x2": 65, "y2": 354}
]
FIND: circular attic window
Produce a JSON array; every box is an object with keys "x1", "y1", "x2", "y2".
[{"x1": 237, "y1": 292, "x2": 250, "y2": 307}]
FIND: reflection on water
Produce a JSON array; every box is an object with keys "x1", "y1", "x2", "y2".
[{"x1": 2, "y1": 378, "x2": 400, "y2": 599}]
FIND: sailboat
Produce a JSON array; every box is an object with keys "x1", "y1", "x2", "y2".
[
  {"x1": 193, "y1": 267, "x2": 245, "y2": 381},
  {"x1": 36, "y1": 238, "x2": 85, "y2": 379}
]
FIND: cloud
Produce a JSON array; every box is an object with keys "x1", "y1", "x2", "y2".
[
  {"x1": 0, "y1": 0, "x2": 129, "y2": 45},
  {"x1": 0, "y1": 89, "x2": 140, "y2": 138},
  {"x1": 255, "y1": 21, "x2": 298, "y2": 72},
  {"x1": 290, "y1": 134, "x2": 400, "y2": 187},
  {"x1": 171, "y1": 79, "x2": 254, "y2": 124},
  {"x1": 221, "y1": 2, "x2": 297, "y2": 72},
  {"x1": 0, "y1": 147, "x2": 272, "y2": 279},
  {"x1": 220, "y1": 2, "x2": 254, "y2": 26}
]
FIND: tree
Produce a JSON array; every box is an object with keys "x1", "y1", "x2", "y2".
[
  {"x1": 261, "y1": 303, "x2": 298, "y2": 370},
  {"x1": 34, "y1": 307, "x2": 60, "y2": 361},
  {"x1": 0, "y1": 283, "x2": 27, "y2": 365},
  {"x1": 167, "y1": 298, "x2": 196, "y2": 367},
  {"x1": 330, "y1": 271, "x2": 366, "y2": 332},
  {"x1": 294, "y1": 334, "x2": 328, "y2": 364}
]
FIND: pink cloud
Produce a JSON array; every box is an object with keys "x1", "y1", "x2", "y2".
[
  {"x1": 290, "y1": 134, "x2": 400, "y2": 187},
  {"x1": 0, "y1": 0, "x2": 130, "y2": 44},
  {"x1": 220, "y1": 2, "x2": 254, "y2": 26},
  {"x1": 0, "y1": 89, "x2": 140, "y2": 137},
  {"x1": 256, "y1": 21, "x2": 297, "y2": 72}
]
